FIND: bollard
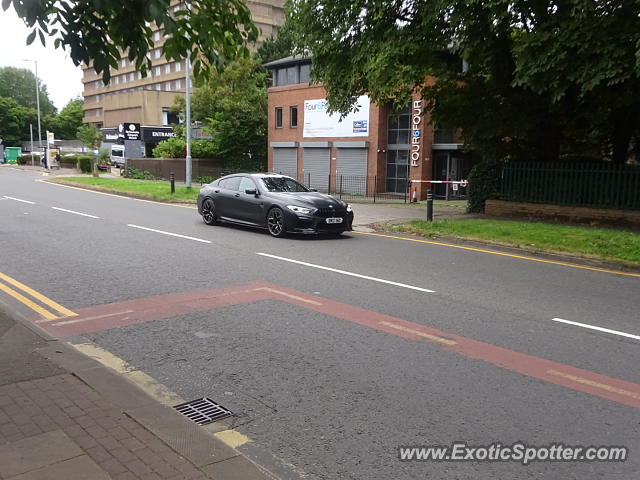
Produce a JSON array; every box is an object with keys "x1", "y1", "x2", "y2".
[
  {"x1": 426, "y1": 189, "x2": 433, "y2": 221},
  {"x1": 170, "y1": 172, "x2": 175, "y2": 194}
]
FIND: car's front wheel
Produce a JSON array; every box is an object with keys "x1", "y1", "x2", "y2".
[
  {"x1": 201, "y1": 198, "x2": 218, "y2": 225},
  {"x1": 267, "y1": 207, "x2": 286, "y2": 237}
]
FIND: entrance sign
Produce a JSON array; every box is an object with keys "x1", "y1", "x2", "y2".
[{"x1": 303, "y1": 96, "x2": 370, "y2": 138}]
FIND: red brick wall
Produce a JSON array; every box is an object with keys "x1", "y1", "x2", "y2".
[
  {"x1": 485, "y1": 200, "x2": 640, "y2": 227},
  {"x1": 267, "y1": 83, "x2": 436, "y2": 197}
]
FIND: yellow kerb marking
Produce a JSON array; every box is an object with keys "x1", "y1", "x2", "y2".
[
  {"x1": 256, "y1": 287, "x2": 323, "y2": 305},
  {"x1": 379, "y1": 320, "x2": 457, "y2": 345},
  {"x1": 0, "y1": 281, "x2": 58, "y2": 320},
  {"x1": 0, "y1": 272, "x2": 77, "y2": 317},
  {"x1": 214, "y1": 429, "x2": 251, "y2": 448},
  {"x1": 73, "y1": 342, "x2": 185, "y2": 406},
  {"x1": 547, "y1": 369, "x2": 640, "y2": 400},
  {"x1": 354, "y1": 231, "x2": 640, "y2": 278}
]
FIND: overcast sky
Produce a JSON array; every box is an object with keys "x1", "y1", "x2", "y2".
[{"x1": 0, "y1": 7, "x2": 83, "y2": 111}]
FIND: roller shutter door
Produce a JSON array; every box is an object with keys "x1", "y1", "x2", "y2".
[
  {"x1": 303, "y1": 148, "x2": 330, "y2": 192},
  {"x1": 272, "y1": 148, "x2": 297, "y2": 178},
  {"x1": 336, "y1": 148, "x2": 368, "y2": 194}
]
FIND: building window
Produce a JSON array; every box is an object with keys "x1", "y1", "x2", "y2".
[
  {"x1": 129, "y1": 72, "x2": 134, "y2": 81},
  {"x1": 155, "y1": 84, "x2": 161, "y2": 91},
  {"x1": 121, "y1": 58, "x2": 126, "y2": 68},
  {"x1": 165, "y1": 63, "x2": 171, "y2": 74},
  {"x1": 300, "y1": 64, "x2": 310, "y2": 83},
  {"x1": 434, "y1": 128, "x2": 455, "y2": 144},
  {"x1": 122, "y1": 74, "x2": 127, "y2": 84},
  {"x1": 165, "y1": 81, "x2": 171, "y2": 90},
  {"x1": 94, "y1": 80, "x2": 100, "y2": 89},
  {"x1": 96, "y1": 94, "x2": 101, "y2": 102},
  {"x1": 155, "y1": 49, "x2": 161, "y2": 59},
  {"x1": 275, "y1": 107, "x2": 283, "y2": 128},
  {"x1": 114, "y1": 76, "x2": 119, "y2": 85},
  {"x1": 154, "y1": 31, "x2": 160, "y2": 41},
  {"x1": 175, "y1": 79, "x2": 181, "y2": 89},
  {"x1": 289, "y1": 106, "x2": 298, "y2": 128},
  {"x1": 155, "y1": 66, "x2": 161, "y2": 76},
  {"x1": 138, "y1": 71, "x2": 142, "y2": 80},
  {"x1": 175, "y1": 61, "x2": 181, "y2": 72}
]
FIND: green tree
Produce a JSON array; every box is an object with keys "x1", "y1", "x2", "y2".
[
  {"x1": 289, "y1": 0, "x2": 640, "y2": 163},
  {"x1": 256, "y1": 21, "x2": 295, "y2": 64},
  {"x1": 76, "y1": 123, "x2": 101, "y2": 149},
  {"x1": 51, "y1": 98, "x2": 84, "y2": 140},
  {"x1": 174, "y1": 56, "x2": 268, "y2": 170},
  {"x1": 0, "y1": 67, "x2": 56, "y2": 115},
  {"x1": 0, "y1": 97, "x2": 32, "y2": 146},
  {"x1": 3, "y1": 0, "x2": 258, "y2": 84}
]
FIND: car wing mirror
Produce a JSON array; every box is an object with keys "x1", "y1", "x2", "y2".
[{"x1": 245, "y1": 188, "x2": 258, "y2": 195}]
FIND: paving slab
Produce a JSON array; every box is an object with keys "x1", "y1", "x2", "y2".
[
  {"x1": 10, "y1": 455, "x2": 111, "y2": 480},
  {"x1": 0, "y1": 429, "x2": 82, "y2": 478}
]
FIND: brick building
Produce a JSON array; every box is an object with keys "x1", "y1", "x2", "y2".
[{"x1": 265, "y1": 56, "x2": 474, "y2": 200}]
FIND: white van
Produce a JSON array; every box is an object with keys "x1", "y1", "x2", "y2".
[{"x1": 110, "y1": 145, "x2": 125, "y2": 168}]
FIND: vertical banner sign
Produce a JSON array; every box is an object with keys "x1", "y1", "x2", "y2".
[{"x1": 411, "y1": 100, "x2": 422, "y2": 167}]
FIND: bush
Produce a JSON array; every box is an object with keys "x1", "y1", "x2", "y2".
[
  {"x1": 77, "y1": 155, "x2": 93, "y2": 173},
  {"x1": 17, "y1": 154, "x2": 37, "y2": 165},
  {"x1": 152, "y1": 137, "x2": 186, "y2": 158},
  {"x1": 124, "y1": 166, "x2": 158, "y2": 180},
  {"x1": 191, "y1": 140, "x2": 218, "y2": 158},
  {"x1": 467, "y1": 159, "x2": 503, "y2": 213},
  {"x1": 195, "y1": 175, "x2": 216, "y2": 184}
]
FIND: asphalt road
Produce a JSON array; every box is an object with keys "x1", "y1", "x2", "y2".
[{"x1": 1, "y1": 167, "x2": 639, "y2": 479}]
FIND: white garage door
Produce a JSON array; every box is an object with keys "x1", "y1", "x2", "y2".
[
  {"x1": 272, "y1": 148, "x2": 297, "y2": 178},
  {"x1": 303, "y1": 148, "x2": 330, "y2": 192}
]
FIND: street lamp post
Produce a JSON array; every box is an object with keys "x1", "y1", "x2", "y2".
[
  {"x1": 183, "y1": 0, "x2": 193, "y2": 188},
  {"x1": 23, "y1": 59, "x2": 43, "y2": 159}
]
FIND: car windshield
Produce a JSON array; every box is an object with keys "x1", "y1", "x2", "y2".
[{"x1": 261, "y1": 177, "x2": 309, "y2": 192}]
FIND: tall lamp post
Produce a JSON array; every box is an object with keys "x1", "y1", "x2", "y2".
[
  {"x1": 23, "y1": 59, "x2": 43, "y2": 156},
  {"x1": 184, "y1": 0, "x2": 192, "y2": 188}
]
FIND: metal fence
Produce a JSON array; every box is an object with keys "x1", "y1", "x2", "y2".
[
  {"x1": 298, "y1": 174, "x2": 408, "y2": 203},
  {"x1": 500, "y1": 161, "x2": 640, "y2": 210}
]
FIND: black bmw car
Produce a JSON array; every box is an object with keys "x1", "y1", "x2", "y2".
[{"x1": 197, "y1": 173, "x2": 354, "y2": 237}]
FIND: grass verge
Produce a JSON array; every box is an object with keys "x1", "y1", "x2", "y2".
[
  {"x1": 52, "y1": 177, "x2": 198, "y2": 203},
  {"x1": 384, "y1": 219, "x2": 640, "y2": 265}
]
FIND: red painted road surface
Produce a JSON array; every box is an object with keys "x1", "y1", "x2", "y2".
[{"x1": 36, "y1": 281, "x2": 640, "y2": 409}]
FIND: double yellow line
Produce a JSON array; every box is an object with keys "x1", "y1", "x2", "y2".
[{"x1": 0, "y1": 272, "x2": 76, "y2": 320}]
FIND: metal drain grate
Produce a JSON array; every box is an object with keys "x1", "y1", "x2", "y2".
[{"x1": 173, "y1": 397, "x2": 233, "y2": 425}]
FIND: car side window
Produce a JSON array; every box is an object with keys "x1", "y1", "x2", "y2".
[
  {"x1": 217, "y1": 179, "x2": 227, "y2": 189},
  {"x1": 222, "y1": 177, "x2": 241, "y2": 191},
  {"x1": 239, "y1": 177, "x2": 257, "y2": 193}
]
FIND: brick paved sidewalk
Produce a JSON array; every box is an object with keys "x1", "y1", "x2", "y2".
[{"x1": 0, "y1": 374, "x2": 212, "y2": 480}]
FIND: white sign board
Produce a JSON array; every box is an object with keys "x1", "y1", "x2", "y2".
[{"x1": 303, "y1": 96, "x2": 370, "y2": 138}]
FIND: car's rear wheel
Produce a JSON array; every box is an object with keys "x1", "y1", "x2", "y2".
[
  {"x1": 267, "y1": 207, "x2": 286, "y2": 237},
  {"x1": 201, "y1": 198, "x2": 218, "y2": 225}
]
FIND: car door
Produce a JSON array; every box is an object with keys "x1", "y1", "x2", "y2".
[
  {"x1": 214, "y1": 177, "x2": 241, "y2": 218},
  {"x1": 226, "y1": 176, "x2": 264, "y2": 225}
]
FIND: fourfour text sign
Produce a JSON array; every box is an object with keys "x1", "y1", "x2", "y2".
[{"x1": 411, "y1": 101, "x2": 422, "y2": 167}]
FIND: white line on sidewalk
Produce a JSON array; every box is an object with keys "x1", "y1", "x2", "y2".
[
  {"x1": 551, "y1": 317, "x2": 640, "y2": 341},
  {"x1": 256, "y1": 252, "x2": 435, "y2": 293},
  {"x1": 3, "y1": 196, "x2": 35, "y2": 204},
  {"x1": 127, "y1": 224, "x2": 212, "y2": 243},
  {"x1": 51, "y1": 207, "x2": 100, "y2": 219}
]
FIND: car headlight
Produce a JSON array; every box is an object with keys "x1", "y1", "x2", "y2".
[
  {"x1": 286, "y1": 205, "x2": 315, "y2": 215},
  {"x1": 346, "y1": 204, "x2": 352, "y2": 213}
]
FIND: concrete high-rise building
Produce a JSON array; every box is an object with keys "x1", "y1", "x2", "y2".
[{"x1": 81, "y1": 0, "x2": 284, "y2": 129}]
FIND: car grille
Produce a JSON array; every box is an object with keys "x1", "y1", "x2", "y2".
[{"x1": 316, "y1": 207, "x2": 347, "y2": 218}]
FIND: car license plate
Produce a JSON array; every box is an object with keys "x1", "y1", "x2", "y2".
[{"x1": 326, "y1": 217, "x2": 343, "y2": 224}]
